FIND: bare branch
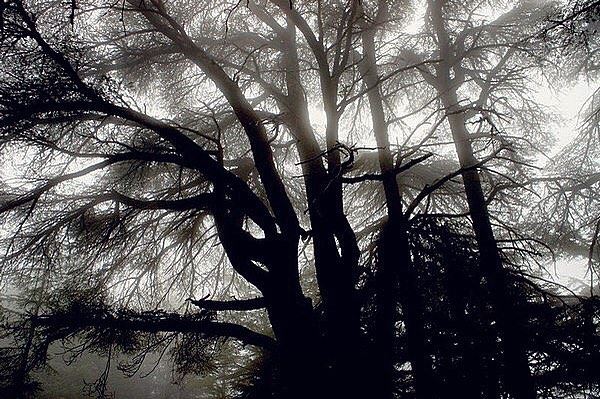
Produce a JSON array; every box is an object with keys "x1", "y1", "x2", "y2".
[
  {"x1": 342, "y1": 153, "x2": 433, "y2": 184},
  {"x1": 33, "y1": 310, "x2": 276, "y2": 350},
  {"x1": 187, "y1": 297, "x2": 266, "y2": 311}
]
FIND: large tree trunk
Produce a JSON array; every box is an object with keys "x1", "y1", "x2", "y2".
[
  {"x1": 259, "y1": 4, "x2": 367, "y2": 395},
  {"x1": 427, "y1": 2, "x2": 536, "y2": 397},
  {"x1": 444, "y1": 102, "x2": 535, "y2": 399},
  {"x1": 264, "y1": 270, "x2": 327, "y2": 398},
  {"x1": 274, "y1": 20, "x2": 366, "y2": 398},
  {"x1": 360, "y1": 18, "x2": 436, "y2": 399}
]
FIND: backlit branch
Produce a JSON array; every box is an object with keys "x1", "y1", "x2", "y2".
[{"x1": 32, "y1": 310, "x2": 276, "y2": 350}]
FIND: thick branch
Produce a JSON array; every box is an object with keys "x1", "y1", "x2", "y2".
[
  {"x1": 0, "y1": 151, "x2": 185, "y2": 213},
  {"x1": 405, "y1": 148, "x2": 505, "y2": 217},
  {"x1": 188, "y1": 297, "x2": 267, "y2": 311},
  {"x1": 342, "y1": 153, "x2": 433, "y2": 184},
  {"x1": 271, "y1": 0, "x2": 330, "y2": 76},
  {"x1": 109, "y1": 191, "x2": 217, "y2": 212},
  {"x1": 130, "y1": 0, "x2": 299, "y2": 236},
  {"x1": 33, "y1": 311, "x2": 276, "y2": 350},
  {"x1": 103, "y1": 105, "x2": 277, "y2": 235}
]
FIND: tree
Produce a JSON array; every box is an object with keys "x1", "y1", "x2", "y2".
[{"x1": 0, "y1": 0, "x2": 599, "y2": 398}]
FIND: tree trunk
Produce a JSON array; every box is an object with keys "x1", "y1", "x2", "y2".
[
  {"x1": 440, "y1": 88, "x2": 535, "y2": 399},
  {"x1": 260, "y1": 237, "x2": 328, "y2": 399},
  {"x1": 360, "y1": 21, "x2": 436, "y2": 399},
  {"x1": 427, "y1": 2, "x2": 536, "y2": 397},
  {"x1": 442, "y1": 248, "x2": 490, "y2": 399},
  {"x1": 277, "y1": 21, "x2": 366, "y2": 398}
]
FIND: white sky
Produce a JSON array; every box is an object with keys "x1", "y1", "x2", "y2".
[
  {"x1": 538, "y1": 80, "x2": 598, "y2": 152},
  {"x1": 536, "y1": 80, "x2": 597, "y2": 290}
]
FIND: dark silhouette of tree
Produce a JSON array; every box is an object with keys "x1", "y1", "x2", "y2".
[{"x1": 0, "y1": 0, "x2": 599, "y2": 398}]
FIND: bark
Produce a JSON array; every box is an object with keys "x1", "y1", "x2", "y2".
[{"x1": 263, "y1": 249, "x2": 327, "y2": 399}]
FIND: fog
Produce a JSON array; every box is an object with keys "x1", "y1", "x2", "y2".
[{"x1": 1, "y1": 0, "x2": 599, "y2": 398}]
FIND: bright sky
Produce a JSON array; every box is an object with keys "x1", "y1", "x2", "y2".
[
  {"x1": 537, "y1": 80, "x2": 598, "y2": 290},
  {"x1": 538, "y1": 80, "x2": 598, "y2": 153}
]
